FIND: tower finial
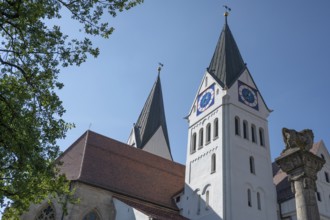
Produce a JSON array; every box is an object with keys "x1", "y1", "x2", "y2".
[
  {"x1": 223, "y1": 5, "x2": 231, "y2": 23},
  {"x1": 157, "y1": 62, "x2": 164, "y2": 75}
]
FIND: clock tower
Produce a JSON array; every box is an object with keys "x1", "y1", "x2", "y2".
[{"x1": 180, "y1": 13, "x2": 277, "y2": 220}]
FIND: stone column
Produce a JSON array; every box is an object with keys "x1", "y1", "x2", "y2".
[{"x1": 275, "y1": 128, "x2": 325, "y2": 220}]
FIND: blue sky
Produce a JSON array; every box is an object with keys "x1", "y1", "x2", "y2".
[{"x1": 57, "y1": 0, "x2": 330, "y2": 164}]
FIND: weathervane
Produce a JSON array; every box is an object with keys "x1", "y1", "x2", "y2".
[
  {"x1": 158, "y1": 62, "x2": 164, "y2": 75},
  {"x1": 223, "y1": 5, "x2": 231, "y2": 17}
]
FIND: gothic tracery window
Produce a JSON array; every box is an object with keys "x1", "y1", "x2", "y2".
[
  {"x1": 35, "y1": 204, "x2": 55, "y2": 220},
  {"x1": 83, "y1": 210, "x2": 101, "y2": 220}
]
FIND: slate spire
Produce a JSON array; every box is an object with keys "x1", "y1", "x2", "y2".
[
  {"x1": 133, "y1": 73, "x2": 171, "y2": 156},
  {"x1": 207, "y1": 13, "x2": 246, "y2": 88}
]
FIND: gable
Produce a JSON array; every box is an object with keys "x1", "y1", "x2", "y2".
[
  {"x1": 187, "y1": 71, "x2": 225, "y2": 122},
  {"x1": 227, "y1": 69, "x2": 271, "y2": 117}
]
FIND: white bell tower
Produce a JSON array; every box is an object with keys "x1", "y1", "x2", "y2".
[{"x1": 180, "y1": 12, "x2": 277, "y2": 220}]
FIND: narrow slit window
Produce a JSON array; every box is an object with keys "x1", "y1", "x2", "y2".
[
  {"x1": 325, "y1": 172, "x2": 329, "y2": 183},
  {"x1": 250, "y1": 156, "x2": 255, "y2": 174},
  {"x1": 211, "y1": 154, "x2": 216, "y2": 173},
  {"x1": 257, "y1": 192, "x2": 261, "y2": 210},
  {"x1": 247, "y1": 189, "x2": 252, "y2": 207},
  {"x1": 259, "y1": 128, "x2": 265, "y2": 146},
  {"x1": 199, "y1": 128, "x2": 204, "y2": 148},
  {"x1": 317, "y1": 192, "x2": 322, "y2": 202},
  {"x1": 206, "y1": 123, "x2": 211, "y2": 143},
  {"x1": 243, "y1": 120, "x2": 248, "y2": 139},
  {"x1": 214, "y1": 118, "x2": 219, "y2": 139},
  {"x1": 191, "y1": 133, "x2": 197, "y2": 153},
  {"x1": 206, "y1": 190, "x2": 210, "y2": 209},
  {"x1": 251, "y1": 124, "x2": 257, "y2": 143},
  {"x1": 235, "y1": 116, "x2": 240, "y2": 136}
]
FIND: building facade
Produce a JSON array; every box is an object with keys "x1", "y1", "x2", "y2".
[{"x1": 21, "y1": 14, "x2": 330, "y2": 220}]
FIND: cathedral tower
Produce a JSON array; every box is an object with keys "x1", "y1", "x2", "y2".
[
  {"x1": 127, "y1": 72, "x2": 173, "y2": 161},
  {"x1": 181, "y1": 13, "x2": 277, "y2": 220}
]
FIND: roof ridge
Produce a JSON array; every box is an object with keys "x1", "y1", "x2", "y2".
[
  {"x1": 113, "y1": 194, "x2": 180, "y2": 213},
  {"x1": 77, "y1": 130, "x2": 90, "y2": 179}
]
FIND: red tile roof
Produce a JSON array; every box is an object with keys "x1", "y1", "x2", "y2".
[
  {"x1": 58, "y1": 130, "x2": 185, "y2": 211},
  {"x1": 114, "y1": 195, "x2": 188, "y2": 220}
]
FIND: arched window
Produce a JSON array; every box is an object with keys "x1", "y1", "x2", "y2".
[
  {"x1": 257, "y1": 192, "x2": 261, "y2": 210},
  {"x1": 213, "y1": 118, "x2": 219, "y2": 139},
  {"x1": 197, "y1": 194, "x2": 201, "y2": 215},
  {"x1": 247, "y1": 189, "x2": 252, "y2": 207},
  {"x1": 83, "y1": 211, "x2": 101, "y2": 220},
  {"x1": 206, "y1": 123, "x2": 211, "y2": 143},
  {"x1": 251, "y1": 124, "x2": 257, "y2": 143},
  {"x1": 211, "y1": 154, "x2": 216, "y2": 173},
  {"x1": 199, "y1": 128, "x2": 204, "y2": 148},
  {"x1": 36, "y1": 204, "x2": 55, "y2": 220},
  {"x1": 321, "y1": 154, "x2": 325, "y2": 160},
  {"x1": 205, "y1": 190, "x2": 210, "y2": 209},
  {"x1": 191, "y1": 133, "x2": 197, "y2": 153},
  {"x1": 325, "y1": 172, "x2": 329, "y2": 183},
  {"x1": 259, "y1": 128, "x2": 265, "y2": 146},
  {"x1": 235, "y1": 116, "x2": 240, "y2": 136},
  {"x1": 250, "y1": 156, "x2": 255, "y2": 174},
  {"x1": 243, "y1": 120, "x2": 248, "y2": 139},
  {"x1": 317, "y1": 192, "x2": 322, "y2": 202}
]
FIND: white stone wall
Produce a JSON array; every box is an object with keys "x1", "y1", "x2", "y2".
[
  {"x1": 225, "y1": 70, "x2": 277, "y2": 220},
  {"x1": 183, "y1": 72, "x2": 224, "y2": 219},
  {"x1": 20, "y1": 182, "x2": 154, "y2": 220},
  {"x1": 142, "y1": 126, "x2": 172, "y2": 160},
  {"x1": 113, "y1": 198, "x2": 150, "y2": 220}
]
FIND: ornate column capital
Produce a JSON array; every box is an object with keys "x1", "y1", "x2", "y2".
[{"x1": 275, "y1": 128, "x2": 325, "y2": 220}]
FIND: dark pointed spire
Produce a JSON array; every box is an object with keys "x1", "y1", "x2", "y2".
[
  {"x1": 207, "y1": 12, "x2": 246, "y2": 88},
  {"x1": 134, "y1": 74, "x2": 171, "y2": 154}
]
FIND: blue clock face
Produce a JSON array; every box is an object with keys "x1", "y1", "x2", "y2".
[
  {"x1": 241, "y1": 88, "x2": 255, "y2": 103},
  {"x1": 197, "y1": 85, "x2": 215, "y2": 115},
  {"x1": 200, "y1": 92, "x2": 212, "y2": 108},
  {"x1": 238, "y1": 81, "x2": 258, "y2": 110}
]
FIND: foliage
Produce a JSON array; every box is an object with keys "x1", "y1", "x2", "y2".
[{"x1": 0, "y1": 0, "x2": 143, "y2": 218}]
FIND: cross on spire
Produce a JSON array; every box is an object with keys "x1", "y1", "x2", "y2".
[
  {"x1": 157, "y1": 62, "x2": 164, "y2": 75},
  {"x1": 223, "y1": 5, "x2": 231, "y2": 23}
]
